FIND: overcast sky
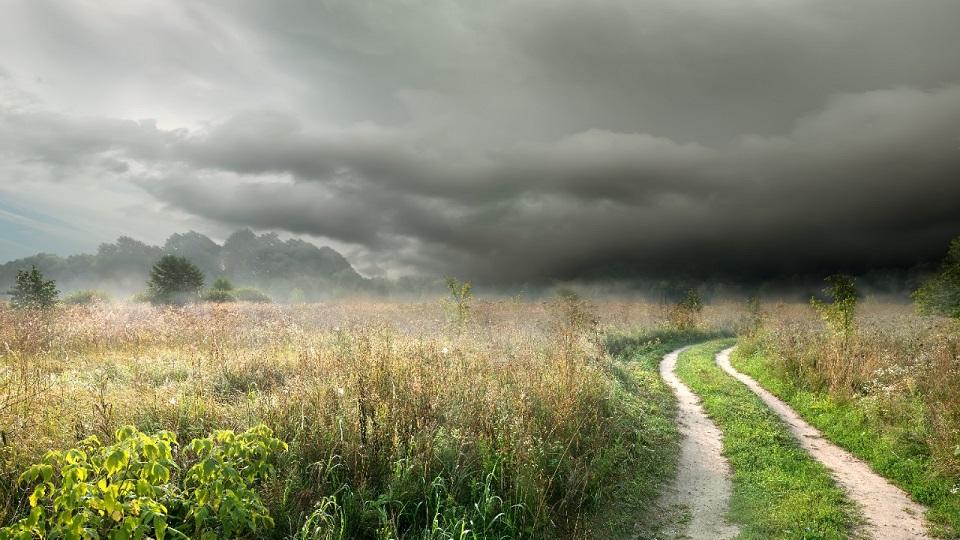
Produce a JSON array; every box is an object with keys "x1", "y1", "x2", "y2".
[{"x1": 1, "y1": 0, "x2": 959, "y2": 282}]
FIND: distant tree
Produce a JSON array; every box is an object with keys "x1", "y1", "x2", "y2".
[
  {"x1": 7, "y1": 266, "x2": 60, "y2": 309},
  {"x1": 163, "y1": 231, "x2": 222, "y2": 278},
  {"x1": 914, "y1": 237, "x2": 960, "y2": 318},
  {"x1": 811, "y1": 274, "x2": 858, "y2": 337},
  {"x1": 147, "y1": 256, "x2": 205, "y2": 305}
]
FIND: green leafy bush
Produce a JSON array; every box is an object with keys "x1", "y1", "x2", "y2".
[
  {"x1": 0, "y1": 425, "x2": 286, "y2": 540},
  {"x1": 811, "y1": 274, "x2": 858, "y2": 337}
]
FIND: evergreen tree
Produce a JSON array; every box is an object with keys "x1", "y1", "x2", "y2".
[
  {"x1": 147, "y1": 256, "x2": 205, "y2": 305},
  {"x1": 7, "y1": 265, "x2": 59, "y2": 309}
]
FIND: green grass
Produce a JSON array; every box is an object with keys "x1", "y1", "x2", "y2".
[
  {"x1": 588, "y1": 329, "x2": 727, "y2": 538},
  {"x1": 675, "y1": 340, "x2": 856, "y2": 539},
  {"x1": 732, "y1": 340, "x2": 960, "y2": 538}
]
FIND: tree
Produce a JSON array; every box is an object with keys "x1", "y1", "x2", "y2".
[
  {"x1": 7, "y1": 265, "x2": 59, "y2": 309},
  {"x1": 147, "y1": 255, "x2": 205, "y2": 305},
  {"x1": 914, "y1": 237, "x2": 960, "y2": 318},
  {"x1": 811, "y1": 274, "x2": 858, "y2": 337}
]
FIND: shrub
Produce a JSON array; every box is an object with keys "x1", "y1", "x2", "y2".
[
  {"x1": 6, "y1": 266, "x2": 59, "y2": 310},
  {"x1": 64, "y1": 290, "x2": 111, "y2": 306},
  {"x1": 210, "y1": 278, "x2": 233, "y2": 292},
  {"x1": 0, "y1": 425, "x2": 286, "y2": 540},
  {"x1": 443, "y1": 278, "x2": 473, "y2": 327},
  {"x1": 670, "y1": 289, "x2": 703, "y2": 330},
  {"x1": 147, "y1": 256, "x2": 205, "y2": 305},
  {"x1": 914, "y1": 236, "x2": 960, "y2": 318},
  {"x1": 811, "y1": 274, "x2": 858, "y2": 337},
  {"x1": 233, "y1": 288, "x2": 271, "y2": 303},
  {"x1": 202, "y1": 290, "x2": 236, "y2": 303}
]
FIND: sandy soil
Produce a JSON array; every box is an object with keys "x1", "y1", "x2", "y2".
[
  {"x1": 655, "y1": 347, "x2": 740, "y2": 540},
  {"x1": 716, "y1": 346, "x2": 931, "y2": 539}
]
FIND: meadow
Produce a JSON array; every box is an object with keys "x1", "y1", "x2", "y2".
[
  {"x1": 3, "y1": 293, "x2": 959, "y2": 539},
  {"x1": 0, "y1": 297, "x2": 740, "y2": 539}
]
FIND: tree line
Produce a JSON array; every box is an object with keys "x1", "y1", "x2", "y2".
[
  {"x1": 7, "y1": 236, "x2": 960, "y2": 318},
  {"x1": 7, "y1": 255, "x2": 272, "y2": 308}
]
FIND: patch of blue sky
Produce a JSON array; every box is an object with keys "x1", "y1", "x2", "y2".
[{"x1": 0, "y1": 196, "x2": 95, "y2": 261}]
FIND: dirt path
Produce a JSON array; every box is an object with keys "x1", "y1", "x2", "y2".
[
  {"x1": 656, "y1": 347, "x2": 739, "y2": 540},
  {"x1": 716, "y1": 346, "x2": 931, "y2": 539}
]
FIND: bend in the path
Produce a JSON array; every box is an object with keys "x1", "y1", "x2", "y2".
[
  {"x1": 716, "y1": 346, "x2": 931, "y2": 540},
  {"x1": 657, "y1": 346, "x2": 739, "y2": 540}
]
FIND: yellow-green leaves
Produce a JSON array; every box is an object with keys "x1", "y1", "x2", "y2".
[{"x1": 0, "y1": 425, "x2": 286, "y2": 540}]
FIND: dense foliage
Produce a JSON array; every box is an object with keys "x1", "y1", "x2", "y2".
[
  {"x1": 914, "y1": 236, "x2": 960, "y2": 318},
  {"x1": 0, "y1": 425, "x2": 286, "y2": 540},
  {"x1": 147, "y1": 256, "x2": 205, "y2": 305},
  {"x1": 6, "y1": 266, "x2": 59, "y2": 310}
]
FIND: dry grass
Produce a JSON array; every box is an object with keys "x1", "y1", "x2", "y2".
[{"x1": 0, "y1": 298, "x2": 744, "y2": 538}]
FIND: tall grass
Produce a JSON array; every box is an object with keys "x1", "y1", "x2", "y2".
[{"x1": 0, "y1": 299, "x2": 743, "y2": 538}]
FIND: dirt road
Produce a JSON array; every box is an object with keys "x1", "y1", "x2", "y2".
[
  {"x1": 716, "y1": 346, "x2": 931, "y2": 539},
  {"x1": 656, "y1": 347, "x2": 739, "y2": 540}
]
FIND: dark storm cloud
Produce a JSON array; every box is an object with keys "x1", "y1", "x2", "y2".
[
  {"x1": 134, "y1": 84, "x2": 960, "y2": 282},
  {"x1": 1, "y1": 0, "x2": 959, "y2": 281}
]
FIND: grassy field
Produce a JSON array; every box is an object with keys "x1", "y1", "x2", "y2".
[
  {"x1": 5, "y1": 295, "x2": 956, "y2": 539},
  {"x1": 734, "y1": 303, "x2": 960, "y2": 537},
  {"x1": 674, "y1": 340, "x2": 855, "y2": 539},
  {"x1": 0, "y1": 298, "x2": 740, "y2": 539}
]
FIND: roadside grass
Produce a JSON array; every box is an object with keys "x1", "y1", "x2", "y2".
[
  {"x1": 733, "y1": 337, "x2": 960, "y2": 538},
  {"x1": 675, "y1": 340, "x2": 856, "y2": 539},
  {"x1": 588, "y1": 329, "x2": 727, "y2": 538}
]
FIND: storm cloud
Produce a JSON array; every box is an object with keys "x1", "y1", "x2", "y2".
[{"x1": 1, "y1": 0, "x2": 959, "y2": 282}]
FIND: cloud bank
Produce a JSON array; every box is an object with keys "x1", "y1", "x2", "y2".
[{"x1": 1, "y1": 0, "x2": 959, "y2": 282}]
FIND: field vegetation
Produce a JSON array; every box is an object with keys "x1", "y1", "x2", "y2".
[{"x1": 0, "y1": 296, "x2": 741, "y2": 539}]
